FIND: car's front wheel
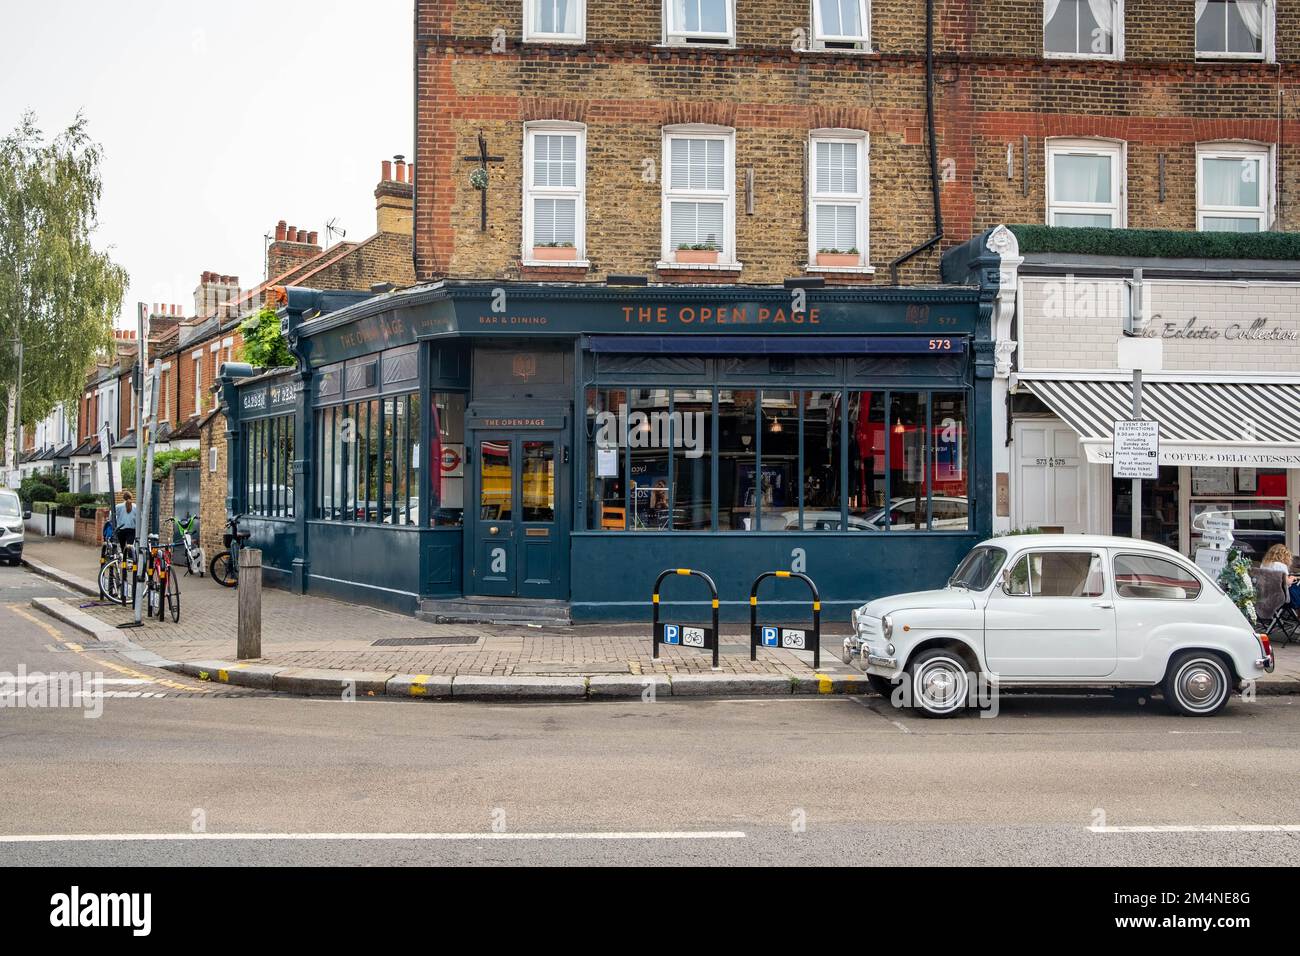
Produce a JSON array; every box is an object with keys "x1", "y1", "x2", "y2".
[
  {"x1": 1162, "y1": 650, "x2": 1232, "y2": 717},
  {"x1": 906, "y1": 648, "x2": 972, "y2": 718}
]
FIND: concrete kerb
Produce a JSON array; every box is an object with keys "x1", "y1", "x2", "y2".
[{"x1": 22, "y1": 556, "x2": 99, "y2": 598}]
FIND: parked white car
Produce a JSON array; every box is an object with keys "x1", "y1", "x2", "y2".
[
  {"x1": 0, "y1": 488, "x2": 30, "y2": 566},
  {"x1": 844, "y1": 534, "x2": 1275, "y2": 718}
]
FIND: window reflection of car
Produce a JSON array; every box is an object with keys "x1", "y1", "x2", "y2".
[
  {"x1": 1191, "y1": 506, "x2": 1284, "y2": 558},
  {"x1": 751, "y1": 510, "x2": 874, "y2": 531},
  {"x1": 862, "y1": 496, "x2": 969, "y2": 531}
]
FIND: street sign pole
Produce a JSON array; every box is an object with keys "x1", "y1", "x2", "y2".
[
  {"x1": 131, "y1": 303, "x2": 149, "y2": 625},
  {"x1": 1131, "y1": 368, "x2": 1142, "y2": 540}
]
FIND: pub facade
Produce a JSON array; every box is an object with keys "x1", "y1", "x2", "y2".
[{"x1": 218, "y1": 236, "x2": 1008, "y2": 621}]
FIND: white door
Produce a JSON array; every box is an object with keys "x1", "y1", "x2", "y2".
[
  {"x1": 984, "y1": 549, "x2": 1117, "y2": 678},
  {"x1": 1014, "y1": 420, "x2": 1085, "y2": 533}
]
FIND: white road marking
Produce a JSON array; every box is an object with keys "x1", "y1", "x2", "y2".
[
  {"x1": 0, "y1": 830, "x2": 748, "y2": 844},
  {"x1": 1090, "y1": 825, "x2": 1300, "y2": 833},
  {"x1": 0, "y1": 677, "x2": 152, "y2": 686}
]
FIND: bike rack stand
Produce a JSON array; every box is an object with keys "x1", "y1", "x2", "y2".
[
  {"x1": 652, "y1": 568, "x2": 720, "y2": 668},
  {"x1": 749, "y1": 571, "x2": 821, "y2": 670}
]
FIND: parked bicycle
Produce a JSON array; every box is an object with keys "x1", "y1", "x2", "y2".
[
  {"x1": 142, "y1": 533, "x2": 181, "y2": 623},
  {"x1": 169, "y1": 513, "x2": 205, "y2": 577},
  {"x1": 209, "y1": 514, "x2": 248, "y2": 588},
  {"x1": 98, "y1": 535, "x2": 139, "y2": 608}
]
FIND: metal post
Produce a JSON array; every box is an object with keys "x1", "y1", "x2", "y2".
[
  {"x1": 131, "y1": 304, "x2": 150, "y2": 624},
  {"x1": 1131, "y1": 368, "x2": 1142, "y2": 540},
  {"x1": 238, "y1": 548, "x2": 262, "y2": 659}
]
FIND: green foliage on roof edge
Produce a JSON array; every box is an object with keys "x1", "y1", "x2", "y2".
[{"x1": 1008, "y1": 225, "x2": 1300, "y2": 261}]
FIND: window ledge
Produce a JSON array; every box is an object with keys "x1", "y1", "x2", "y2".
[
  {"x1": 804, "y1": 263, "x2": 875, "y2": 274},
  {"x1": 521, "y1": 259, "x2": 591, "y2": 269},
  {"x1": 1043, "y1": 51, "x2": 1120, "y2": 62},
  {"x1": 801, "y1": 45, "x2": 875, "y2": 55},
  {"x1": 657, "y1": 260, "x2": 743, "y2": 271}
]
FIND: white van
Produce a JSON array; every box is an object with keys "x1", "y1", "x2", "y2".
[{"x1": 0, "y1": 488, "x2": 30, "y2": 566}]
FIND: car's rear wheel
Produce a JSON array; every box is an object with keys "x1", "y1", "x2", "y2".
[
  {"x1": 906, "y1": 648, "x2": 971, "y2": 718},
  {"x1": 1163, "y1": 651, "x2": 1232, "y2": 717}
]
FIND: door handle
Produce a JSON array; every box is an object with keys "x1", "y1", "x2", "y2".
[
  {"x1": 490, "y1": 526, "x2": 500, "y2": 535},
  {"x1": 1092, "y1": 602, "x2": 1113, "y2": 609}
]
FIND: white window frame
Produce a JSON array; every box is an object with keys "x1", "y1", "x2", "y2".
[
  {"x1": 523, "y1": 0, "x2": 585, "y2": 44},
  {"x1": 663, "y1": 0, "x2": 736, "y2": 46},
  {"x1": 1043, "y1": 0, "x2": 1124, "y2": 61},
  {"x1": 660, "y1": 125, "x2": 738, "y2": 267},
  {"x1": 807, "y1": 130, "x2": 871, "y2": 271},
  {"x1": 810, "y1": 0, "x2": 872, "y2": 52},
  {"x1": 1045, "y1": 138, "x2": 1126, "y2": 228},
  {"x1": 191, "y1": 352, "x2": 203, "y2": 417},
  {"x1": 1195, "y1": 0, "x2": 1274, "y2": 62},
  {"x1": 1196, "y1": 143, "x2": 1273, "y2": 232},
  {"x1": 522, "y1": 121, "x2": 588, "y2": 264}
]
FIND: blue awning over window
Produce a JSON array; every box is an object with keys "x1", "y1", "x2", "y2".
[{"x1": 584, "y1": 335, "x2": 965, "y2": 355}]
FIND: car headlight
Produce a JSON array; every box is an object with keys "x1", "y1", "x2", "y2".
[{"x1": 882, "y1": 614, "x2": 894, "y2": 641}]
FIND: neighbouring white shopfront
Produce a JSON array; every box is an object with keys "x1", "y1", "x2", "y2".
[{"x1": 995, "y1": 262, "x2": 1300, "y2": 562}]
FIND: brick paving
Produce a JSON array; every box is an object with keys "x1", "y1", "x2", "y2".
[{"x1": 24, "y1": 540, "x2": 837, "y2": 677}]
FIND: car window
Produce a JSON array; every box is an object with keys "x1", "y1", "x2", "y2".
[
  {"x1": 1113, "y1": 553, "x2": 1202, "y2": 600},
  {"x1": 1005, "y1": 551, "x2": 1105, "y2": 598},
  {"x1": 0, "y1": 492, "x2": 20, "y2": 519}
]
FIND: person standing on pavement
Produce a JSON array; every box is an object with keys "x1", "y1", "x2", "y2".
[{"x1": 114, "y1": 491, "x2": 138, "y2": 550}]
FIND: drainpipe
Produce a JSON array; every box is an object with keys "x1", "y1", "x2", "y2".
[{"x1": 889, "y1": 0, "x2": 944, "y2": 285}]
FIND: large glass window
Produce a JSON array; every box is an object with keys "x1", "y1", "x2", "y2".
[
  {"x1": 585, "y1": 386, "x2": 968, "y2": 534},
  {"x1": 244, "y1": 414, "x2": 294, "y2": 518},
  {"x1": 524, "y1": 125, "x2": 585, "y2": 259},
  {"x1": 663, "y1": 130, "x2": 734, "y2": 264},
  {"x1": 1196, "y1": 0, "x2": 1267, "y2": 59},
  {"x1": 314, "y1": 392, "x2": 463, "y2": 527}
]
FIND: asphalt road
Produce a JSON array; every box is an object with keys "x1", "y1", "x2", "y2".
[{"x1": 2, "y1": 563, "x2": 1299, "y2": 867}]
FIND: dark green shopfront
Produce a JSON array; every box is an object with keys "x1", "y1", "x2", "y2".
[{"x1": 220, "y1": 268, "x2": 1000, "y2": 623}]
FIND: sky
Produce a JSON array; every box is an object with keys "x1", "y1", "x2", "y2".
[{"x1": 0, "y1": 0, "x2": 413, "y2": 328}]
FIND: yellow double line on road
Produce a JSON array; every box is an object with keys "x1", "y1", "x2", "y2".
[{"x1": 4, "y1": 603, "x2": 210, "y2": 694}]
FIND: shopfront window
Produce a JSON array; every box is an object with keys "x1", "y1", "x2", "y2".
[
  {"x1": 314, "y1": 392, "x2": 463, "y2": 527},
  {"x1": 1112, "y1": 465, "x2": 1180, "y2": 551},
  {"x1": 1190, "y1": 465, "x2": 1287, "y2": 563},
  {"x1": 429, "y1": 392, "x2": 465, "y2": 527},
  {"x1": 244, "y1": 414, "x2": 294, "y2": 518},
  {"x1": 585, "y1": 385, "x2": 969, "y2": 534}
]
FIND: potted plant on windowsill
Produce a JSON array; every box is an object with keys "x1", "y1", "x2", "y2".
[
  {"x1": 815, "y1": 247, "x2": 860, "y2": 267},
  {"x1": 530, "y1": 241, "x2": 578, "y2": 262},
  {"x1": 675, "y1": 243, "x2": 720, "y2": 264}
]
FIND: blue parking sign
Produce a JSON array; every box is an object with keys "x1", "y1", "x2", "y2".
[
  {"x1": 663, "y1": 624, "x2": 680, "y2": 645},
  {"x1": 762, "y1": 626, "x2": 779, "y2": 647}
]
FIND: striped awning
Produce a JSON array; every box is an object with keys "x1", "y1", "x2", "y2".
[{"x1": 1018, "y1": 377, "x2": 1300, "y2": 468}]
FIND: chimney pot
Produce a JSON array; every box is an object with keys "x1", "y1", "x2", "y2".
[
  {"x1": 308, "y1": 231, "x2": 319, "y2": 245},
  {"x1": 382, "y1": 160, "x2": 393, "y2": 182},
  {"x1": 396, "y1": 161, "x2": 406, "y2": 184},
  {"x1": 298, "y1": 229, "x2": 308, "y2": 243},
  {"x1": 275, "y1": 221, "x2": 287, "y2": 241}
]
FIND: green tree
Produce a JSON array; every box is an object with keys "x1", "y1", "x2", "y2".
[
  {"x1": 239, "y1": 305, "x2": 294, "y2": 369},
  {"x1": 1, "y1": 112, "x2": 128, "y2": 471}
]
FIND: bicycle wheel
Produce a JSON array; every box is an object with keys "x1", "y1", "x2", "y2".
[
  {"x1": 210, "y1": 551, "x2": 238, "y2": 588},
  {"x1": 146, "y1": 575, "x2": 162, "y2": 619},
  {"x1": 98, "y1": 560, "x2": 126, "y2": 605},
  {"x1": 166, "y1": 566, "x2": 180, "y2": 623}
]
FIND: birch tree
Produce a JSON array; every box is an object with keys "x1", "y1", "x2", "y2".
[{"x1": 0, "y1": 111, "x2": 127, "y2": 472}]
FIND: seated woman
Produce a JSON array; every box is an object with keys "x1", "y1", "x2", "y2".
[{"x1": 1261, "y1": 544, "x2": 1300, "y2": 607}]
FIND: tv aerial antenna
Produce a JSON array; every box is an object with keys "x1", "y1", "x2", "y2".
[{"x1": 325, "y1": 218, "x2": 347, "y2": 247}]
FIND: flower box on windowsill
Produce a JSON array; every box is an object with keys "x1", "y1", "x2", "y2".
[
  {"x1": 675, "y1": 248, "x2": 720, "y2": 264},
  {"x1": 531, "y1": 246, "x2": 578, "y2": 262},
  {"x1": 815, "y1": 252, "x2": 860, "y2": 267}
]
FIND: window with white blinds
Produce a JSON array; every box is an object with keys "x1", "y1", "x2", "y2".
[
  {"x1": 808, "y1": 133, "x2": 868, "y2": 266},
  {"x1": 525, "y1": 0, "x2": 584, "y2": 42},
  {"x1": 662, "y1": 130, "x2": 735, "y2": 262},
  {"x1": 524, "y1": 125, "x2": 585, "y2": 257},
  {"x1": 812, "y1": 0, "x2": 870, "y2": 49},
  {"x1": 665, "y1": 0, "x2": 734, "y2": 44}
]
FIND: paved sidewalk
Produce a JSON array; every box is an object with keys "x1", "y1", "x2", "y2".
[{"x1": 22, "y1": 539, "x2": 840, "y2": 678}]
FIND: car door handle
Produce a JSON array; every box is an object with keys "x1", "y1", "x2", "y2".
[{"x1": 1092, "y1": 602, "x2": 1114, "y2": 609}]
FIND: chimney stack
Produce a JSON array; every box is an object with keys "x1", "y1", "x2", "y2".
[
  {"x1": 375, "y1": 154, "x2": 415, "y2": 237},
  {"x1": 266, "y1": 218, "x2": 324, "y2": 280},
  {"x1": 193, "y1": 272, "x2": 242, "y2": 319}
]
